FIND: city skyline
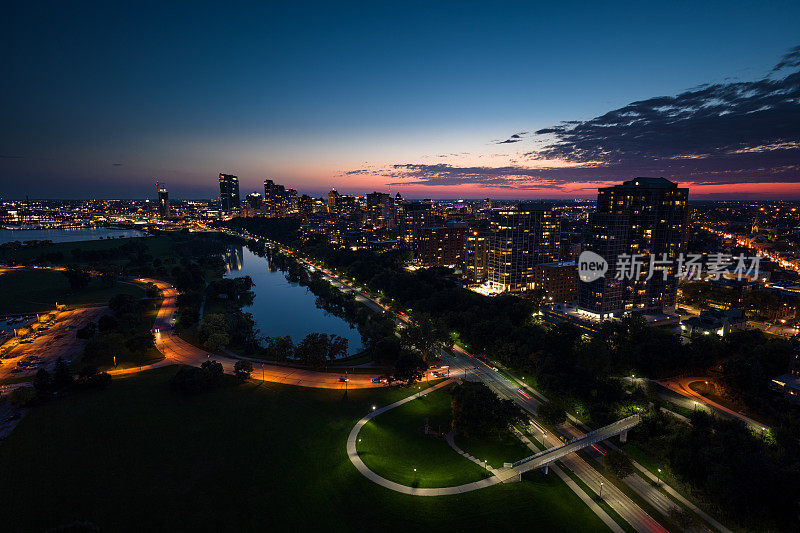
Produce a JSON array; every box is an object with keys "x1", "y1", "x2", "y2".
[{"x1": 2, "y1": 2, "x2": 800, "y2": 200}]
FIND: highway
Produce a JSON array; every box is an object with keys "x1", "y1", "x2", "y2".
[{"x1": 438, "y1": 348, "x2": 670, "y2": 533}]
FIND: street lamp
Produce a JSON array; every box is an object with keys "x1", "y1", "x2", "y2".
[
  {"x1": 599, "y1": 482, "x2": 603, "y2": 499},
  {"x1": 372, "y1": 405, "x2": 376, "y2": 411},
  {"x1": 657, "y1": 468, "x2": 662, "y2": 484}
]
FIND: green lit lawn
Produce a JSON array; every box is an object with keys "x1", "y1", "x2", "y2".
[
  {"x1": 455, "y1": 429, "x2": 534, "y2": 469},
  {"x1": 0, "y1": 367, "x2": 610, "y2": 532},
  {"x1": 357, "y1": 384, "x2": 488, "y2": 487},
  {"x1": 0, "y1": 269, "x2": 144, "y2": 314}
]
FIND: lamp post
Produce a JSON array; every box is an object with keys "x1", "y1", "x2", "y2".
[
  {"x1": 599, "y1": 482, "x2": 603, "y2": 500},
  {"x1": 657, "y1": 468, "x2": 662, "y2": 485}
]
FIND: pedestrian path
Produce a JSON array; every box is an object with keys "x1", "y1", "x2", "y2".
[{"x1": 346, "y1": 379, "x2": 503, "y2": 496}]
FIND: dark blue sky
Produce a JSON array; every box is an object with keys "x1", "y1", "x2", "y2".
[{"x1": 2, "y1": 1, "x2": 800, "y2": 199}]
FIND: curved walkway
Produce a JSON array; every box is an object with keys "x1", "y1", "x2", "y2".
[
  {"x1": 346, "y1": 378, "x2": 502, "y2": 496},
  {"x1": 137, "y1": 277, "x2": 386, "y2": 389}
]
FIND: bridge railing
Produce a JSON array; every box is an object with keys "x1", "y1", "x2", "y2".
[{"x1": 512, "y1": 414, "x2": 640, "y2": 469}]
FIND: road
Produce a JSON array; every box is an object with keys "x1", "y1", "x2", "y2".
[
  {"x1": 439, "y1": 348, "x2": 670, "y2": 533},
  {"x1": 656, "y1": 376, "x2": 767, "y2": 431},
  {"x1": 193, "y1": 231, "x2": 727, "y2": 530},
  {"x1": 136, "y1": 278, "x2": 387, "y2": 389}
]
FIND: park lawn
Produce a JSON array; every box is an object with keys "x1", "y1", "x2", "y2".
[
  {"x1": 0, "y1": 367, "x2": 610, "y2": 532},
  {"x1": 357, "y1": 384, "x2": 488, "y2": 488},
  {"x1": 0, "y1": 235, "x2": 174, "y2": 266},
  {"x1": 0, "y1": 269, "x2": 144, "y2": 314},
  {"x1": 455, "y1": 428, "x2": 534, "y2": 469}
]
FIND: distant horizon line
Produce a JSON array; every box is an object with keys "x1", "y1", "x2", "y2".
[{"x1": 5, "y1": 196, "x2": 800, "y2": 203}]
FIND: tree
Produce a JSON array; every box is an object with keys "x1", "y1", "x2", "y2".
[
  {"x1": 204, "y1": 332, "x2": 230, "y2": 351},
  {"x1": 63, "y1": 266, "x2": 90, "y2": 290},
  {"x1": 265, "y1": 335, "x2": 295, "y2": 362},
  {"x1": 171, "y1": 361, "x2": 224, "y2": 393},
  {"x1": 604, "y1": 449, "x2": 634, "y2": 479},
  {"x1": 125, "y1": 332, "x2": 155, "y2": 354},
  {"x1": 198, "y1": 313, "x2": 230, "y2": 350},
  {"x1": 327, "y1": 334, "x2": 349, "y2": 361},
  {"x1": 536, "y1": 401, "x2": 567, "y2": 428},
  {"x1": 234, "y1": 360, "x2": 254, "y2": 381},
  {"x1": 201, "y1": 360, "x2": 225, "y2": 387},
  {"x1": 451, "y1": 381, "x2": 524, "y2": 438},
  {"x1": 392, "y1": 351, "x2": 427, "y2": 384},
  {"x1": 398, "y1": 315, "x2": 447, "y2": 361},
  {"x1": 97, "y1": 314, "x2": 119, "y2": 332},
  {"x1": 667, "y1": 508, "x2": 699, "y2": 533},
  {"x1": 52, "y1": 357, "x2": 73, "y2": 389},
  {"x1": 33, "y1": 368, "x2": 53, "y2": 392}
]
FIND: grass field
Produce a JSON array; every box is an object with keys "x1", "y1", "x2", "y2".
[
  {"x1": 357, "y1": 384, "x2": 488, "y2": 487},
  {"x1": 455, "y1": 429, "x2": 534, "y2": 469},
  {"x1": 0, "y1": 367, "x2": 610, "y2": 532},
  {"x1": 0, "y1": 235, "x2": 174, "y2": 266},
  {"x1": 0, "y1": 269, "x2": 144, "y2": 314}
]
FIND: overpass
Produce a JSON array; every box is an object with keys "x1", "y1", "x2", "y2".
[{"x1": 496, "y1": 414, "x2": 641, "y2": 482}]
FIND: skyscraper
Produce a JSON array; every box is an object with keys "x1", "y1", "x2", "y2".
[
  {"x1": 578, "y1": 177, "x2": 688, "y2": 317},
  {"x1": 487, "y1": 204, "x2": 560, "y2": 292},
  {"x1": 156, "y1": 182, "x2": 169, "y2": 220},
  {"x1": 218, "y1": 173, "x2": 240, "y2": 212}
]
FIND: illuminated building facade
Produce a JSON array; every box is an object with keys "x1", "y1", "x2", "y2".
[
  {"x1": 487, "y1": 204, "x2": 560, "y2": 292},
  {"x1": 578, "y1": 177, "x2": 689, "y2": 317},
  {"x1": 218, "y1": 173, "x2": 240, "y2": 212}
]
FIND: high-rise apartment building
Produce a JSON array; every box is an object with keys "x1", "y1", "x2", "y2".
[
  {"x1": 578, "y1": 177, "x2": 689, "y2": 317},
  {"x1": 463, "y1": 228, "x2": 491, "y2": 283},
  {"x1": 218, "y1": 173, "x2": 240, "y2": 212},
  {"x1": 366, "y1": 192, "x2": 393, "y2": 229},
  {"x1": 486, "y1": 204, "x2": 560, "y2": 292},
  {"x1": 413, "y1": 222, "x2": 467, "y2": 267}
]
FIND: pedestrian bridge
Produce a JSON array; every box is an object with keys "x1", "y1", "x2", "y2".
[{"x1": 496, "y1": 414, "x2": 641, "y2": 482}]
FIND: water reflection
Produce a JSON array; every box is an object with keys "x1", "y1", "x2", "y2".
[
  {"x1": 222, "y1": 245, "x2": 363, "y2": 355},
  {"x1": 223, "y1": 244, "x2": 243, "y2": 272}
]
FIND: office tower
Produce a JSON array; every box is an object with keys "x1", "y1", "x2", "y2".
[
  {"x1": 578, "y1": 177, "x2": 689, "y2": 317},
  {"x1": 487, "y1": 204, "x2": 560, "y2": 292},
  {"x1": 328, "y1": 188, "x2": 340, "y2": 215},
  {"x1": 156, "y1": 182, "x2": 170, "y2": 220},
  {"x1": 218, "y1": 173, "x2": 240, "y2": 212},
  {"x1": 413, "y1": 222, "x2": 467, "y2": 267},
  {"x1": 264, "y1": 179, "x2": 277, "y2": 200}
]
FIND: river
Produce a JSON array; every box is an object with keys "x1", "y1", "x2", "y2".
[
  {"x1": 223, "y1": 245, "x2": 363, "y2": 355},
  {"x1": 0, "y1": 227, "x2": 146, "y2": 245}
]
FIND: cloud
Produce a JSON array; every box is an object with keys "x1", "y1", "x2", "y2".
[
  {"x1": 112, "y1": 163, "x2": 123, "y2": 166},
  {"x1": 528, "y1": 52, "x2": 800, "y2": 186},
  {"x1": 345, "y1": 45, "x2": 800, "y2": 192},
  {"x1": 492, "y1": 131, "x2": 529, "y2": 144},
  {"x1": 772, "y1": 45, "x2": 800, "y2": 73}
]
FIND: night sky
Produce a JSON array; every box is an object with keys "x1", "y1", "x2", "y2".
[{"x1": 2, "y1": 1, "x2": 800, "y2": 200}]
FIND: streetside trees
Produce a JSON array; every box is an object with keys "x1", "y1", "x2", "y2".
[
  {"x1": 451, "y1": 381, "x2": 524, "y2": 438},
  {"x1": 234, "y1": 360, "x2": 254, "y2": 381}
]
